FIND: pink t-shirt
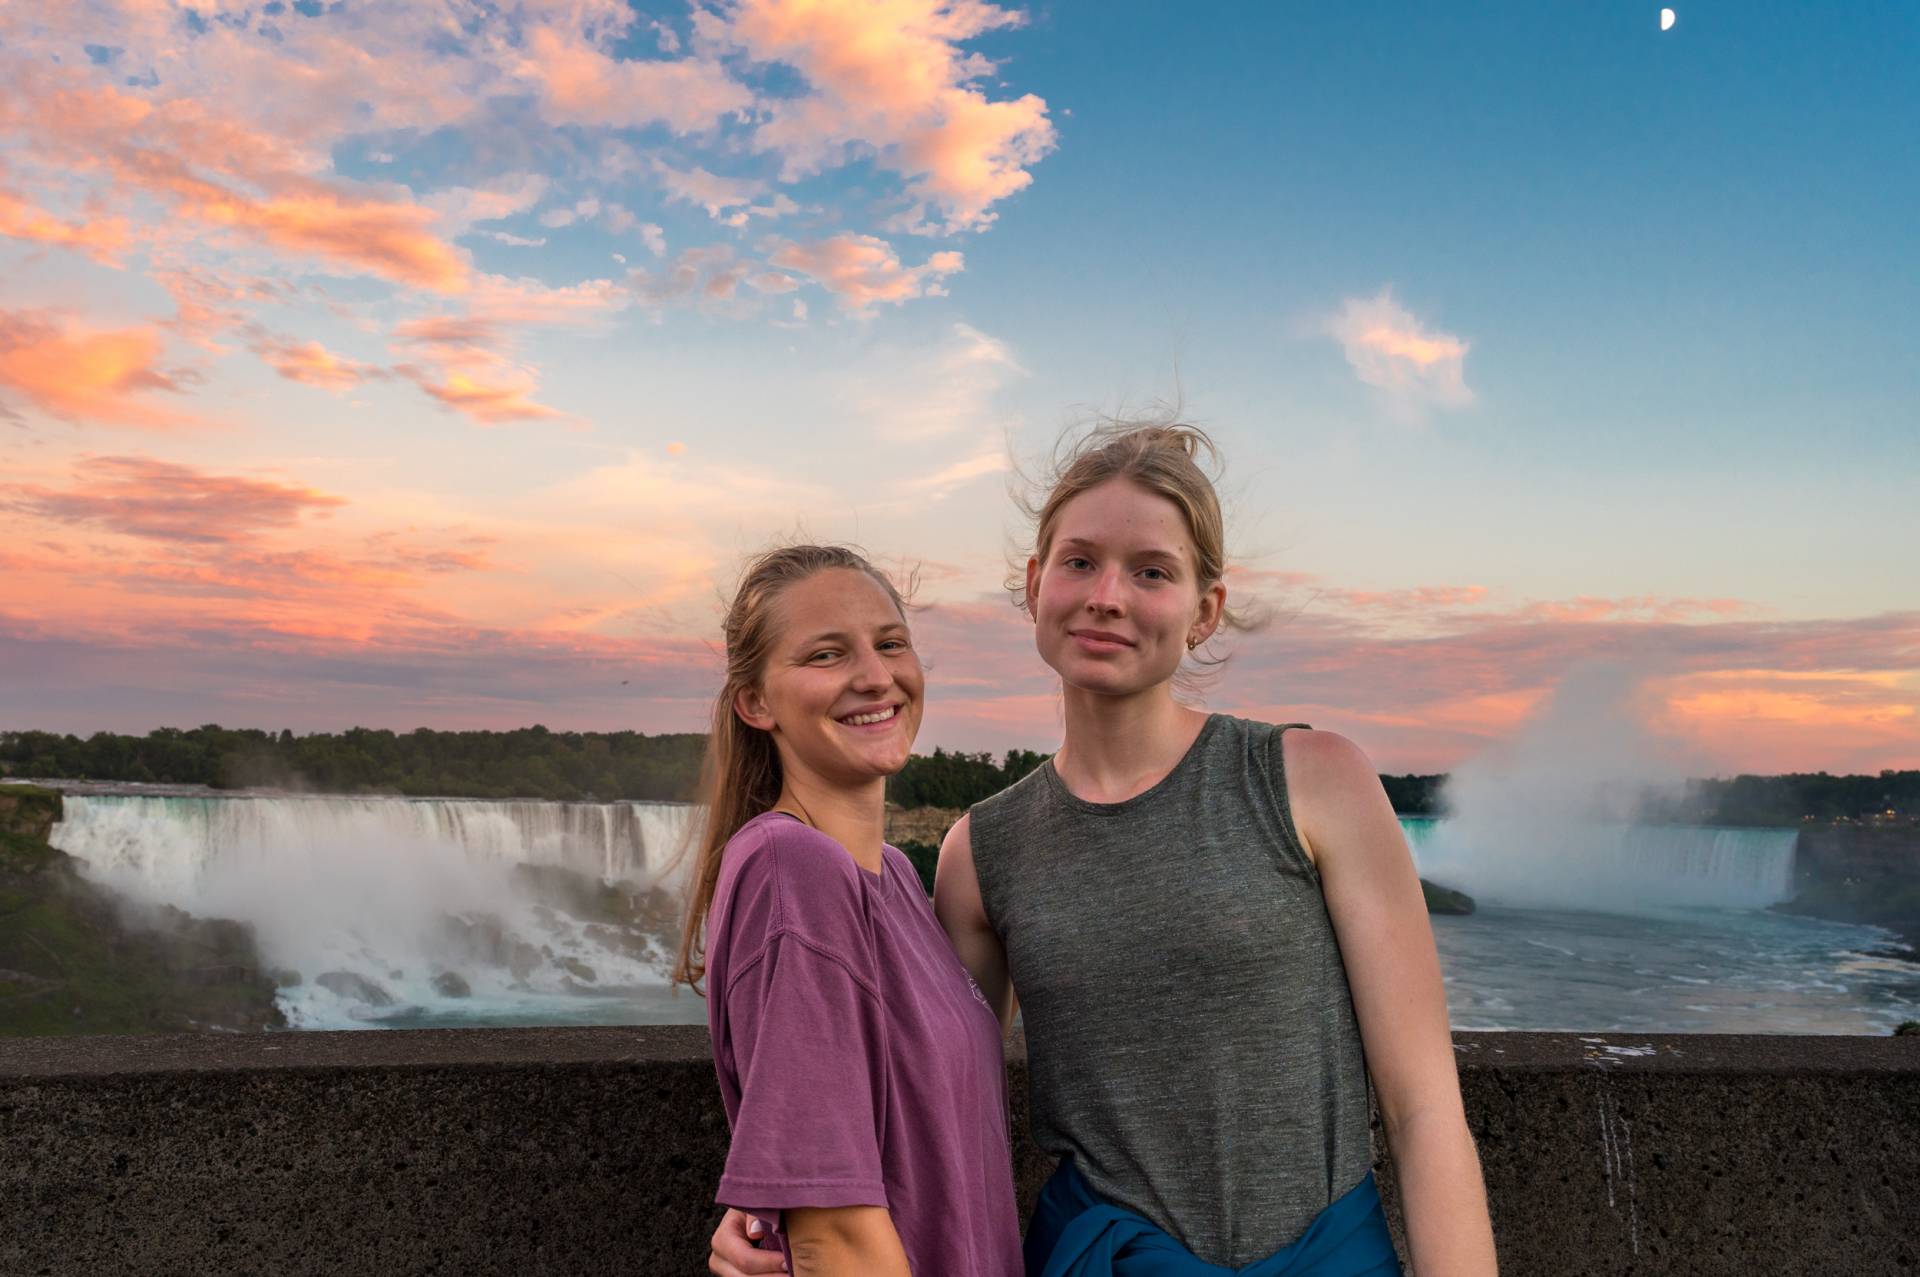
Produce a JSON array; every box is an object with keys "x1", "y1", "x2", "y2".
[{"x1": 706, "y1": 811, "x2": 1022, "y2": 1277}]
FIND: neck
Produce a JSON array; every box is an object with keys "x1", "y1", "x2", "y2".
[
  {"x1": 1054, "y1": 682, "x2": 1211, "y2": 803},
  {"x1": 773, "y1": 765, "x2": 890, "y2": 873}
]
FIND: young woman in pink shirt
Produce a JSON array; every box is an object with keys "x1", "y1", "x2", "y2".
[{"x1": 675, "y1": 544, "x2": 1024, "y2": 1277}]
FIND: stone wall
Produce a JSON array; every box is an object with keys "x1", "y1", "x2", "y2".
[{"x1": 2, "y1": 1027, "x2": 1914, "y2": 1275}]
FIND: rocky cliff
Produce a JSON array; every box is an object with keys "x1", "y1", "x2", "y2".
[
  {"x1": 0, "y1": 785, "x2": 284, "y2": 1035},
  {"x1": 1778, "y1": 821, "x2": 1920, "y2": 951}
]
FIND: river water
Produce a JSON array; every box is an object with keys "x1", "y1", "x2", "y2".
[{"x1": 39, "y1": 788, "x2": 1920, "y2": 1034}]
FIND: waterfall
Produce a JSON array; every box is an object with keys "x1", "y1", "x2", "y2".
[
  {"x1": 52, "y1": 794, "x2": 703, "y2": 1030},
  {"x1": 56, "y1": 794, "x2": 698, "y2": 893},
  {"x1": 1402, "y1": 816, "x2": 1799, "y2": 913}
]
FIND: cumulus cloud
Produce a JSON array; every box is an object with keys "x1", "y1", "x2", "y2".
[
  {"x1": 1325, "y1": 288, "x2": 1474, "y2": 421},
  {"x1": 769, "y1": 234, "x2": 963, "y2": 309},
  {"x1": 627, "y1": 245, "x2": 754, "y2": 309},
  {"x1": 0, "y1": 69, "x2": 473, "y2": 292},
  {"x1": 0, "y1": 309, "x2": 193, "y2": 429},
  {"x1": 653, "y1": 161, "x2": 769, "y2": 221},
  {"x1": 253, "y1": 337, "x2": 385, "y2": 392},
  {"x1": 0, "y1": 0, "x2": 1060, "y2": 442},
  {"x1": 711, "y1": 0, "x2": 1056, "y2": 231},
  {"x1": 0, "y1": 185, "x2": 132, "y2": 262},
  {"x1": 515, "y1": 25, "x2": 750, "y2": 132},
  {"x1": 402, "y1": 366, "x2": 567, "y2": 425}
]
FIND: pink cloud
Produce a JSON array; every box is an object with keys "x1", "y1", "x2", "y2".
[
  {"x1": 1325, "y1": 289, "x2": 1473, "y2": 420},
  {"x1": 518, "y1": 25, "x2": 750, "y2": 132},
  {"x1": 717, "y1": 0, "x2": 1056, "y2": 231},
  {"x1": 0, "y1": 309, "x2": 193, "y2": 430},
  {"x1": 399, "y1": 365, "x2": 568, "y2": 426},
  {"x1": 254, "y1": 337, "x2": 384, "y2": 392},
  {"x1": 3, "y1": 455, "x2": 343, "y2": 545},
  {"x1": 769, "y1": 234, "x2": 963, "y2": 309},
  {"x1": 0, "y1": 69, "x2": 472, "y2": 292},
  {"x1": 0, "y1": 185, "x2": 132, "y2": 263}
]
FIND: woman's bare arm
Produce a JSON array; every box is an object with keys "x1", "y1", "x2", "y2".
[
  {"x1": 932, "y1": 812, "x2": 1017, "y2": 1033},
  {"x1": 784, "y1": 1205, "x2": 911, "y2": 1277},
  {"x1": 1287, "y1": 728, "x2": 1499, "y2": 1277}
]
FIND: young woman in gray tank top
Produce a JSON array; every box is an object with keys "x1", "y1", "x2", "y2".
[{"x1": 710, "y1": 423, "x2": 1497, "y2": 1276}]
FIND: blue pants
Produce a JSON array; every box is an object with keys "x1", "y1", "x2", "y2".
[{"x1": 1024, "y1": 1160, "x2": 1404, "y2": 1277}]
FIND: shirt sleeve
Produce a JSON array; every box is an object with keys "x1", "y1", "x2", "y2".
[{"x1": 716, "y1": 930, "x2": 891, "y2": 1212}]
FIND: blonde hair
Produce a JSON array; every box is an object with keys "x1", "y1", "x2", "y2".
[
  {"x1": 672, "y1": 544, "x2": 910, "y2": 993},
  {"x1": 1011, "y1": 416, "x2": 1254, "y2": 665}
]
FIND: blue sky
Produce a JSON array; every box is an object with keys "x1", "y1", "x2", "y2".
[{"x1": 0, "y1": 0, "x2": 1914, "y2": 770}]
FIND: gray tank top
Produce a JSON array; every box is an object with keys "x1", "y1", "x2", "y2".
[{"x1": 969, "y1": 714, "x2": 1371, "y2": 1266}]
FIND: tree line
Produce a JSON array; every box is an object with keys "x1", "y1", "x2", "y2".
[
  {"x1": 0, "y1": 726, "x2": 1047, "y2": 808},
  {"x1": 1, "y1": 726, "x2": 1913, "y2": 821}
]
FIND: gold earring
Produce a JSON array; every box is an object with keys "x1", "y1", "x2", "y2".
[{"x1": 1187, "y1": 634, "x2": 1200, "y2": 651}]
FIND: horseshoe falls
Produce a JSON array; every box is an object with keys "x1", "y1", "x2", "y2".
[{"x1": 1401, "y1": 817, "x2": 1799, "y2": 913}]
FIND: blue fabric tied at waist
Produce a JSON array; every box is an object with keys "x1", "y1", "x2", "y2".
[{"x1": 1025, "y1": 1160, "x2": 1403, "y2": 1277}]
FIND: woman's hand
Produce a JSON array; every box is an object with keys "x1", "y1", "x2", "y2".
[{"x1": 708, "y1": 1208, "x2": 788, "y2": 1276}]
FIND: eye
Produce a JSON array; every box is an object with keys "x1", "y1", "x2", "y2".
[
  {"x1": 1139, "y1": 566, "x2": 1170, "y2": 582},
  {"x1": 879, "y1": 637, "x2": 911, "y2": 652},
  {"x1": 807, "y1": 649, "x2": 839, "y2": 663},
  {"x1": 1063, "y1": 555, "x2": 1092, "y2": 571}
]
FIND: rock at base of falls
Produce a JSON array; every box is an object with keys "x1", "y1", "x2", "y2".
[
  {"x1": 316, "y1": 970, "x2": 396, "y2": 1007},
  {"x1": 558, "y1": 957, "x2": 597, "y2": 983},
  {"x1": 1, "y1": 819, "x2": 286, "y2": 1035},
  {"x1": 430, "y1": 971, "x2": 472, "y2": 999},
  {"x1": 1421, "y1": 878, "x2": 1477, "y2": 915}
]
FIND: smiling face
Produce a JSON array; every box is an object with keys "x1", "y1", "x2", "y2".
[
  {"x1": 1026, "y1": 478, "x2": 1225, "y2": 698},
  {"x1": 735, "y1": 567, "x2": 924, "y2": 790}
]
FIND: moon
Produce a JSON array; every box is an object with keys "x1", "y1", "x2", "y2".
[{"x1": 1660, "y1": 8, "x2": 1676, "y2": 30}]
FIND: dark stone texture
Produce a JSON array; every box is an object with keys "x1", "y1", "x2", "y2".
[
  {"x1": 0, "y1": 784, "x2": 62, "y2": 842},
  {"x1": 1, "y1": 1028, "x2": 1914, "y2": 1275},
  {"x1": 1419, "y1": 877, "x2": 1476, "y2": 915},
  {"x1": 1779, "y1": 824, "x2": 1920, "y2": 951}
]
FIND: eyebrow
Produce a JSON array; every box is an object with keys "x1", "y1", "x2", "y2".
[
  {"x1": 794, "y1": 621, "x2": 909, "y2": 646},
  {"x1": 1057, "y1": 536, "x2": 1187, "y2": 563}
]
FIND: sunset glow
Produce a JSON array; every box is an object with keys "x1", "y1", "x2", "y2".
[{"x1": 2, "y1": 1, "x2": 1914, "y2": 776}]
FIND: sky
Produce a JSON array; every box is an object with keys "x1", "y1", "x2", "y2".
[{"x1": 1, "y1": 0, "x2": 1915, "y2": 775}]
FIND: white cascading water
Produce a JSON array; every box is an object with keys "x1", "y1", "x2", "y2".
[
  {"x1": 1402, "y1": 816, "x2": 1797, "y2": 912},
  {"x1": 53, "y1": 794, "x2": 702, "y2": 1029}
]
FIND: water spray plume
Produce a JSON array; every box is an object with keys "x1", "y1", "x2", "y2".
[{"x1": 1415, "y1": 663, "x2": 1796, "y2": 913}]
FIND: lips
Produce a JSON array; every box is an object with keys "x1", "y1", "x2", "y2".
[
  {"x1": 837, "y1": 704, "x2": 900, "y2": 726},
  {"x1": 1069, "y1": 629, "x2": 1135, "y2": 649}
]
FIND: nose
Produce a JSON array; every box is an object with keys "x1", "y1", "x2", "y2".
[
  {"x1": 1085, "y1": 564, "x2": 1126, "y2": 617},
  {"x1": 849, "y1": 643, "x2": 893, "y2": 692}
]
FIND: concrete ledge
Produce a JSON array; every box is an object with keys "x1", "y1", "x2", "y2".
[{"x1": 2, "y1": 1028, "x2": 1915, "y2": 1275}]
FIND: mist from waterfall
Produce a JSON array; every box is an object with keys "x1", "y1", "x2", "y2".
[
  {"x1": 53, "y1": 793, "x2": 702, "y2": 1029},
  {"x1": 1408, "y1": 664, "x2": 1798, "y2": 913}
]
